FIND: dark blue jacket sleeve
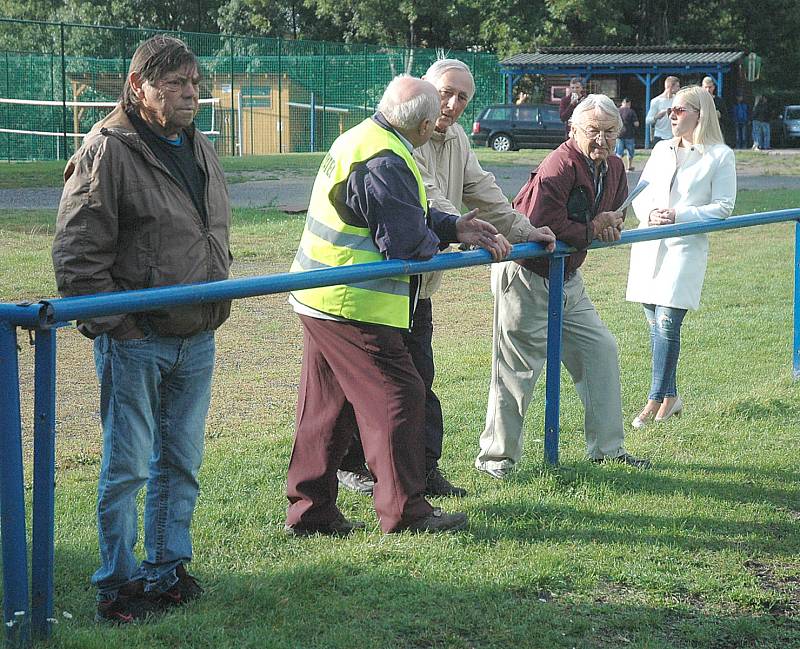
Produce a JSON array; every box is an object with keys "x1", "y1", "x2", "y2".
[{"x1": 345, "y1": 155, "x2": 458, "y2": 261}]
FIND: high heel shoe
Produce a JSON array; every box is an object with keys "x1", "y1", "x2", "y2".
[
  {"x1": 655, "y1": 395, "x2": 683, "y2": 422},
  {"x1": 631, "y1": 409, "x2": 656, "y2": 429}
]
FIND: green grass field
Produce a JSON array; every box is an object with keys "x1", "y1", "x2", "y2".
[{"x1": 0, "y1": 183, "x2": 799, "y2": 647}]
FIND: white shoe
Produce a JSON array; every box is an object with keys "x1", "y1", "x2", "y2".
[
  {"x1": 474, "y1": 459, "x2": 514, "y2": 479},
  {"x1": 655, "y1": 395, "x2": 684, "y2": 422}
]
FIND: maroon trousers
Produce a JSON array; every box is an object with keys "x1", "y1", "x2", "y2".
[{"x1": 286, "y1": 315, "x2": 433, "y2": 533}]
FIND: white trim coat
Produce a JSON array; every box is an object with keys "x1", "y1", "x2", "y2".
[{"x1": 625, "y1": 138, "x2": 736, "y2": 310}]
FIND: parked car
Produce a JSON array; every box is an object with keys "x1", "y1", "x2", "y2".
[
  {"x1": 471, "y1": 103, "x2": 564, "y2": 151},
  {"x1": 778, "y1": 105, "x2": 800, "y2": 146}
]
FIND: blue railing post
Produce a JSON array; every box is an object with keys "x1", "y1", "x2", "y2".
[
  {"x1": 32, "y1": 327, "x2": 57, "y2": 640},
  {"x1": 544, "y1": 256, "x2": 566, "y2": 465},
  {"x1": 0, "y1": 320, "x2": 30, "y2": 645},
  {"x1": 794, "y1": 221, "x2": 800, "y2": 379}
]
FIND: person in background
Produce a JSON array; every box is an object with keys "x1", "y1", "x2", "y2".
[
  {"x1": 627, "y1": 86, "x2": 736, "y2": 428},
  {"x1": 646, "y1": 76, "x2": 680, "y2": 146},
  {"x1": 701, "y1": 76, "x2": 733, "y2": 147},
  {"x1": 615, "y1": 97, "x2": 639, "y2": 172},
  {"x1": 516, "y1": 91, "x2": 530, "y2": 105},
  {"x1": 751, "y1": 95, "x2": 771, "y2": 151},
  {"x1": 733, "y1": 94, "x2": 751, "y2": 149},
  {"x1": 476, "y1": 94, "x2": 652, "y2": 479},
  {"x1": 559, "y1": 77, "x2": 586, "y2": 139},
  {"x1": 52, "y1": 35, "x2": 230, "y2": 623}
]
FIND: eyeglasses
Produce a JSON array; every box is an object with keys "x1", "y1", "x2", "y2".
[
  {"x1": 668, "y1": 106, "x2": 698, "y2": 117},
  {"x1": 576, "y1": 125, "x2": 619, "y2": 142}
]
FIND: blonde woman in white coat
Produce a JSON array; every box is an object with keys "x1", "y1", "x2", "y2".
[{"x1": 626, "y1": 85, "x2": 736, "y2": 427}]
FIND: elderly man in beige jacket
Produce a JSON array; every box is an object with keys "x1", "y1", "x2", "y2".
[{"x1": 336, "y1": 59, "x2": 555, "y2": 497}]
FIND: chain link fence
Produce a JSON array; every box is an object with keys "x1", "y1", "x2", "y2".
[{"x1": 0, "y1": 19, "x2": 502, "y2": 161}]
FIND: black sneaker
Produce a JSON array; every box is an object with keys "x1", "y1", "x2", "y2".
[
  {"x1": 337, "y1": 467, "x2": 375, "y2": 494},
  {"x1": 284, "y1": 514, "x2": 367, "y2": 537},
  {"x1": 95, "y1": 580, "x2": 161, "y2": 624},
  {"x1": 155, "y1": 564, "x2": 204, "y2": 608},
  {"x1": 425, "y1": 467, "x2": 467, "y2": 497},
  {"x1": 592, "y1": 453, "x2": 652, "y2": 470}
]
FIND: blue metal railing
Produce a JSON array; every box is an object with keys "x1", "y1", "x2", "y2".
[{"x1": 2, "y1": 209, "x2": 800, "y2": 644}]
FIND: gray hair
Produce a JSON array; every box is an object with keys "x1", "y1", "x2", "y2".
[
  {"x1": 424, "y1": 58, "x2": 475, "y2": 100},
  {"x1": 377, "y1": 75, "x2": 440, "y2": 130},
  {"x1": 571, "y1": 94, "x2": 623, "y2": 131},
  {"x1": 121, "y1": 35, "x2": 198, "y2": 110}
]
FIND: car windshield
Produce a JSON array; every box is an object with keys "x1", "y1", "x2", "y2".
[{"x1": 786, "y1": 107, "x2": 800, "y2": 120}]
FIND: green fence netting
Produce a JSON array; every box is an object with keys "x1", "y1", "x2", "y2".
[{"x1": 0, "y1": 19, "x2": 503, "y2": 161}]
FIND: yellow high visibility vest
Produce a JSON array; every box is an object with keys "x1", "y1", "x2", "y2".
[{"x1": 290, "y1": 118, "x2": 428, "y2": 329}]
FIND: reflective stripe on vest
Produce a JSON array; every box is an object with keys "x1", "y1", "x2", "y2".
[{"x1": 290, "y1": 117, "x2": 428, "y2": 328}]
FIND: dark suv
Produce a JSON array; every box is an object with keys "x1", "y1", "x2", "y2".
[{"x1": 471, "y1": 103, "x2": 564, "y2": 151}]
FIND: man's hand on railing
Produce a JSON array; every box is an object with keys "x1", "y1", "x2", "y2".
[
  {"x1": 593, "y1": 210, "x2": 624, "y2": 242},
  {"x1": 455, "y1": 209, "x2": 513, "y2": 261},
  {"x1": 527, "y1": 226, "x2": 557, "y2": 252}
]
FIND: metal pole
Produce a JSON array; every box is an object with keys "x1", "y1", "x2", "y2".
[
  {"x1": 544, "y1": 257, "x2": 565, "y2": 465},
  {"x1": 278, "y1": 37, "x2": 282, "y2": 154},
  {"x1": 236, "y1": 90, "x2": 243, "y2": 157},
  {"x1": 0, "y1": 320, "x2": 30, "y2": 644},
  {"x1": 31, "y1": 328, "x2": 57, "y2": 641},
  {"x1": 310, "y1": 92, "x2": 316, "y2": 153},
  {"x1": 644, "y1": 72, "x2": 652, "y2": 149},
  {"x1": 60, "y1": 22, "x2": 68, "y2": 160},
  {"x1": 321, "y1": 42, "x2": 326, "y2": 149},
  {"x1": 794, "y1": 221, "x2": 800, "y2": 379},
  {"x1": 229, "y1": 37, "x2": 235, "y2": 157}
]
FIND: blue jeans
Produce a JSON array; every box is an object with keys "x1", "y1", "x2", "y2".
[
  {"x1": 752, "y1": 120, "x2": 770, "y2": 149},
  {"x1": 735, "y1": 122, "x2": 749, "y2": 149},
  {"x1": 615, "y1": 138, "x2": 635, "y2": 159},
  {"x1": 92, "y1": 328, "x2": 215, "y2": 597},
  {"x1": 642, "y1": 304, "x2": 687, "y2": 401}
]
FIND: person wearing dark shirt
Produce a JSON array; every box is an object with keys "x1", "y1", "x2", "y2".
[
  {"x1": 615, "y1": 97, "x2": 639, "y2": 172},
  {"x1": 285, "y1": 76, "x2": 511, "y2": 536},
  {"x1": 702, "y1": 77, "x2": 733, "y2": 147},
  {"x1": 733, "y1": 94, "x2": 751, "y2": 149},
  {"x1": 559, "y1": 78, "x2": 586, "y2": 139},
  {"x1": 53, "y1": 35, "x2": 230, "y2": 625}
]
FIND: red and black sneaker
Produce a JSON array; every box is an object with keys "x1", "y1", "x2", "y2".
[
  {"x1": 95, "y1": 580, "x2": 161, "y2": 624},
  {"x1": 153, "y1": 564, "x2": 204, "y2": 609}
]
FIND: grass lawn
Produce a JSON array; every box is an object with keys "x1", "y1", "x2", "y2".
[{"x1": 0, "y1": 188, "x2": 799, "y2": 648}]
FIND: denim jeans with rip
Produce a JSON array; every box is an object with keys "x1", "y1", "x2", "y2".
[
  {"x1": 92, "y1": 328, "x2": 215, "y2": 598},
  {"x1": 642, "y1": 304, "x2": 687, "y2": 401}
]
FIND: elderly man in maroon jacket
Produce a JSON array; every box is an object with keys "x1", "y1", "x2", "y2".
[{"x1": 475, "y1": 94, "x2": 651, "y2": 478}]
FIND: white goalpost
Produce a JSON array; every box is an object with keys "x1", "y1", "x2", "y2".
[{"x1": 0, "y1": 97, "x2": 221, "y2": 140}]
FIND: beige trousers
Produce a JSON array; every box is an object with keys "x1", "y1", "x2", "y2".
[{"x1": 476, "y1": 262, "x2": 627, "y2": 470}]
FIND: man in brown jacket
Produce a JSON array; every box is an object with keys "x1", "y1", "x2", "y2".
[
  {"x1": 52, "y1": 35, "x2": 231, "y2": 623},
  {"x1": 336, "y1": 59, "x2": 555, "y2": 497}
]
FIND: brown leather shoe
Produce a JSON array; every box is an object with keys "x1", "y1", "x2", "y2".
[
  {"x1": 405, "y1": 508, "x2": 468, "y2": 533},
  {"x1": 284, "y1": 515, "x2": 366, "y2": 537}
]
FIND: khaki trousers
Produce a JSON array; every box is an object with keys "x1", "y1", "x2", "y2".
[{"x1": 477, "y1": 263, "x2": 626, "y2": 470}]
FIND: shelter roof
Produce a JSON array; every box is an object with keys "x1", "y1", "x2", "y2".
[{"x1": 501, "y1": 46, "x2": 746, "y2": 68}]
